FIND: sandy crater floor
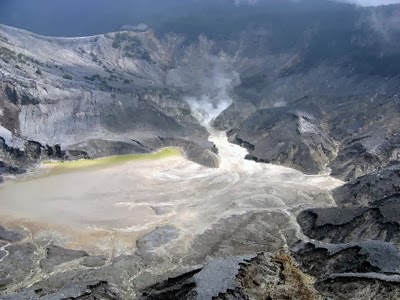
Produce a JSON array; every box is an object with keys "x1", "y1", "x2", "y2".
[{"x1": 0, "y1": 131, "x2": 343, "y2": 257}]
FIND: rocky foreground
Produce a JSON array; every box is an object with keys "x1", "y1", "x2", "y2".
[{"x1": 2, "y1": 2, "x2": 400, "y2": 298}]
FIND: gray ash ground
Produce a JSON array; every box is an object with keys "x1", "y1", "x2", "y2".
[
  {"x1": 2, "y1": 3, "x2": 400, "y2": 297},
  {"x1": 0, "y1": 132, "x2": 341, "y2": 299}
]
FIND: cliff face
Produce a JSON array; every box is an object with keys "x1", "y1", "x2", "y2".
[
  {"x1": 0, "y1": 25, "x2": 225, "y2": 171},
  {"x1": 1, "y1": 3, "x2": 400, "y2": 176},
  {"x1": 228, "y1": 94, "x2": 400, "y2": 179},
  {"x1": 1, "y1": 2, "x2": 400, "y2": 299}
]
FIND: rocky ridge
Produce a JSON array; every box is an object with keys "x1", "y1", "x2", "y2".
[{"x1": 2, "y1": 2, "x2": 400, "y2": 299}]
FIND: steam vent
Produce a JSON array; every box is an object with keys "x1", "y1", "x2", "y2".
[{"x1": 1, "y1": 1, "x2": 400, "y2": 299}]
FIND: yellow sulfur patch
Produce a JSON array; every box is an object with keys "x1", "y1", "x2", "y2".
[{"x1": 42, "y1": 147, "x2": 182, "y2": 175}]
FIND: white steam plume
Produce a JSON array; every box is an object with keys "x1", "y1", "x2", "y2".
[{"x1": 184, "y1": 63, "x2": 240, "y2": 127}]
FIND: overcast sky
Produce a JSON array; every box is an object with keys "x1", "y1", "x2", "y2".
[
  {"x1": 1, "y1": 0, "x2": 399, "y2": 37},
  {"x1": 336, "y1": 0, "x2": 400, "y2": 5},
  {"x1": 234, "y1": 0, "x2": 400, "y2": 5}
]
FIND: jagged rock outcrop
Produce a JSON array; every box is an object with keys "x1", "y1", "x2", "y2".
[
  {"x1": 141, "y1": 253, "x2": 320, "y2": 300},
  {"x1": 0, "y1": 226, "x2": 24, "y2": 243},
  {"x1": 298, "y1": 205, "x2": 400, "y2": 246},
  {"x1": 3, "y1": 280, "x2": 121, "y2": 300},
  {"x1": 0, "y1": 135, "x2": 88, "y2": 174},
  {"x1": 0, "y1": 26, "x2": 222, "y2": 174},
  {"x1": 228, "y1": 94, "x2": 400, "y2": 180},
  {"x1": 293, "y1": 241, "x2": 400, "y2": 300},
  {"x1": 333, "y1": 164, "x2": 400, "y2": 206},
  {"x1": 39, "y1": 245, "x2": 89, "y2": 273},
  {"x1": 296, "y1": 164, "x2": 400, "y2": 299},
  {"x1": 1, "y1": 3, "x2": 400, "y2": 177},
  {"x1": 297, "y1": 166, "x2": 400, "y2": 245},
  {"x1": 2, "y1": 2, "x2": 400, "y2": 299},
  {"x1": 228, "y1": 106, "x2": 336, "y2": 174}
]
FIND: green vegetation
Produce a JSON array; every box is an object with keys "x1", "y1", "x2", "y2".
[
  {"x1": 84, "y1": 74, "x2": 101, "y2": 81},
  {"x1": 17, "y1": 52, "x2": 43, "y2": 66},
  {"x1": 63, "y1": 74, "x2": 72, "y2": 80},
  {"x1": 21, "y1": 95, "x2": 39, "y2": 105},
  {"x1": 103, "y1": 66, "x2": 114, "y2": 74},
  {"x1": 89, "y1": 52, "x2": 103, "y2": 65},
  {"x1": 0, "y1": 35, "x2": 8, "y2": 43},
  {"x1": 83, "y1": 74, "x2": 110, "y2": 89},
  {"x1": 112, "y1": 32, "x2": 129, "y2": 48},
  {"x1": 90, "y1": 52, "x2": 98, "y2": 62},
  {"x1": 4, "y1": 86, "x2": 37, "y2": 105},
  {"x1": 108, "y1": 74, "x2": 118, "y2": 81},
  {"x1": 112, "y1": 33, "x2": 152, "y2": 62},
  {"x1": 5, "y1": 86, "x2": 18, "y2": 104},
  {"x1": 0, "y1": 46, "x2": 17, "y2": 63}
]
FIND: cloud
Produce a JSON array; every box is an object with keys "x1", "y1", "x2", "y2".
[
  {"x1": 354, "y1": 5, "x2": 400, "y2": 49},
  {"x1": 335, "y1": 0, "x2": 400, "y2": 6},
  {"x1": 233, "y1": 0, "x2": 259, "y2": 5},
  {"x1": 233, "y1": 0, "x2": 400, "y2": 6}
]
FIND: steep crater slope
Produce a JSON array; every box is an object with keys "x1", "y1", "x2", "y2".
[
  {"x1": 2, "y1": 4, "x2": 400, "y2": 178},
  {"x1": 212, "y1": 4, "x2": 400, "y2": 180},
  {"x1": 0, "y1": 25, "x2": 224, "y2": 174},
  {"x1": 228, "y1": 94, "x2": 400, "y2": 179},
  {"x1": 1, "y1": 2, "x2": 400, "y2": 299}
]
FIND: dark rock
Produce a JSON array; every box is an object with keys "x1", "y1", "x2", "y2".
[
  {"x1": 293, "y1": 241, "x2": 400, "y2": 299},
  {"x1": 333, "y1": 164, "x2": 400, "y2": 206},
  {"x1": 228, "y1": 106, "x2": 336, "y2": 174},
  {"x1": 0, "y1": 161, "x2": 24, "y2": 175},
  {"x1": 2, "y1": 280, "x2": 120, "y2": 300},
  {"x1": 2, "y1": 254, "x2": 144, "y2": 299},
  {"x1": 227, "y1": 92, "x2": 400, "y2": 180},
  {"x1": 2, "y1": 4, "x2": 400, "y2": 299},
  {"x1": 186, "y1": 210, "x2": 293, "y2": 263},
  {"x1": 293, "y1": 241, "x2": 400, "y2": 278},
  {"x1": 136, "y1": 226, "x2": 179, "y2": 256},
  {"x1": 141, "y1": 268, "x2": 201, "y2": 300},
  {"x1": 141, "y1": 256, "x2": 255, "y2": 300},
  {"x1": 20, "y1": 95, "x2": 39, "y2": 106},
  {"x1": 0, "y1": 242, "x2": 39, "y2": 287},
  {"x1": 141, "y1": 253, "x2": 320, "y2": 300},
  {"x1": 40, "y1": 245, "x2": 88, "y2": 273},
  {"x1": 0, "y1": 226, "x2": 25, "y2": 242},
  {"x1": 191, "y1": 255, "x2": 255, "y2": 300},
  {"x1": 150, "y1": 206, "x2": 173, "y2": 215},
  {"x1": 315, "y1": 277, "x2": 400, "y2": 300},
  {"x1": 0, "y1": 277, "x2": 13, "y2": 289},
  {"x1": 297, "y1": 207, "x2": 400, "y2": 246},
  {"x1": 80, "y1": 256, "x2": 107, "y2": 268},
  {"x1": 68, "y1": 139, "x2": 149, "y2": 159},
  {"x1": 0, "y1": 135, "x2": 88, "y2": 176},
  {"x1": 374, "y1": 194, "x2": 400, "y2": 224},
  {"x1": 157, "y1": 137, "x2": 220, "y2": 168},
  {"x1": 4, "y1": 86, "x2": 18, "y2": 105}
]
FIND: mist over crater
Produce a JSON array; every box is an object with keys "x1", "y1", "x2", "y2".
[{"x1": 1, "y1": 1, "x2": 400, "y2": 299}]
